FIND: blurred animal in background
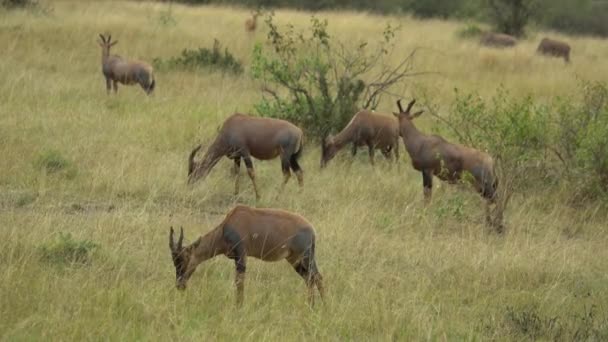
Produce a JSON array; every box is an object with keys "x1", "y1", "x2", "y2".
[
  {"x1": 537, "y1": 37, "x2": 571, "y2": 63},
  {"x1": 480, "y1": 32, "x2": 517, "y2": 48},
  {"x1": 245, "y1": 9, "x2": 261, "y2": 33}
]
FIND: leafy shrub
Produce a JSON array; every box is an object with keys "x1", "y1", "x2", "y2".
[
  {"x1": 154, "y1": 39, "x2": 243, "y2": 75},
  {"x1": 554, "y1": 81, "x2": 608, "y2": 199},
  {"x1": 456, "y1": 23, "x2": 485, "y2": 39},
  {"x1": 252, "y1": 14, "x2": 417, "y2": 139},
  {"x1": 39, "y1": 232, "x2": 99, "y2": 266},
  {"x1": 35, "y1": 149, "x2": 70, "y2": 173}
]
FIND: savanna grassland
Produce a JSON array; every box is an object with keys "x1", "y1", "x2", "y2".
[{"x1": 1, "y1": 1, "x2": 608, "y2": 340}]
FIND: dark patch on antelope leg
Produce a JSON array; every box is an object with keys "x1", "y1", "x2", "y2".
[
  {"x1": 243, "y1": 156, "x2": 260, "y2": 200},
  {"x1": 422, "y1": 170, "x2": 433, "y2": 202},
  {"x1": 224, "y1": 226, "x2": 246, "y2": 306},
  {"x1": 233, "y1": 157, "x2": 241, "y2": 195},
  {"x1": 351, "y1": 143, "x2": 357, "y2": 156},
  {"x1": 367, "y1": 141, "x2": 375, "y2": 166},
  {"x1": 289, "y1": 154, "x2": 303, "y2": 187}
]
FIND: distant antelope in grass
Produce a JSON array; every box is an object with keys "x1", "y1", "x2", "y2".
[
  {"x1": 169, "y1": 205, "x2": 325, "y2": 306},
  {"x1": 393, "y1": 99, "x2": 499, "y2": 225},
  {"x1": 244, "y1": 10, "x2": 260, "y2": 33},
  {"x1": 320, "y1": 110, "x2": 400, "y2": 168},
  {"x1": 480, "y1": 32, "x2": 517, "y2": 48},
  {"x1": 97, "y1": 34, "x2": 155, "y2": 95},
  {"x1": 537, "y1": 37, "x2": 571, "y2": 64},
  {"x1": 188, "y1": 113, "x2": 304, "y2": 200}
]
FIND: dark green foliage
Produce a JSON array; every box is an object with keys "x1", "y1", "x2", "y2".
[
  {"x1": 486, "y1": 0, "x2": 536, "y2": 37},
  {"x1": 1, "y1": 0, "x2": 37, "y2": 8},
  {"x1": 456, "y1": 23, "x2": 485, "y2": 39},
  {"x1": 252, "y1": 14, "x2": 415, "y2": 139},
  {"x1": 39, "y1": 232, "x2": 99, "y2": 266},
  {"x1": 154, "y1": 39, "x2": 243, "y2": 75}
]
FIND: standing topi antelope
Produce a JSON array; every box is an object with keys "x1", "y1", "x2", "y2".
[
  {"x1": 536, "y1": 37, "x2": 571, "y2": 64},
  {"x1": 321, "y1": 110, "x2": 400, "y2": 168},
  {"x1": 393, "y1": 99, "x2": 498, "y2": 211},
  {"x1": 188, "y1": 113, "x2": 304, "y2": 200},
  {"x1": 244, "y1": 10, "x2": 260, "y2": 32},
  {"x1": 169, "y1": 205, "x2": 325, "y2": 306},
  {"x1": 479, "y1": 32, "x2": 517, "y2": 48},
  {"x1": 97, "y1": 34, "x2": 155, "y2": 95}
]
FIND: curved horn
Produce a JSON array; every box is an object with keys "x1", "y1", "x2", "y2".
[
  {"x1": 169, "y1": 226, "x2": 175, "y2": 251},
  {"x1": 188, "y1": 145, "x2": 202, "y2": 176},
  {"x1": 396, "y1": 99, "x2": 404, "y2": 113},
  {"x1": 177, "y1": 227, "x2": 184, "y2": 250},
  {"x1": 107, "y1": 34, "x2": 112, "y2": 43},
  {"x1": 99, "y1": 34, "x2": 106, "y2": 43},
  {"x1": 406, "y1": 99, "x2": 416, "y2": 113}
]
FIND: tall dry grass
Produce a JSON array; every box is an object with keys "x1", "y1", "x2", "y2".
[{"x1": 1, "y1": 1, "x2": 607, "y2": 340}]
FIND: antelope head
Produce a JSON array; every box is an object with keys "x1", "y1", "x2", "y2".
[
  {"x1": 320, "y1": 134, "x2": 337, "y2": 168},
  {"x1": 97, "y1": 33, "x2": 118, "y2": 57},
  {"x1": 169, "y1": 226, "x2": 193, "y2": 290},
  {"x1": 187, "y1": 144, "x2": 203, "y2": 184},
  {"x1": 393, "y1": 99, "x2": 424, "y2": 121}
]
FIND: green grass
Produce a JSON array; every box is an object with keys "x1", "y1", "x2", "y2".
[{"x1": 1, "y1": 1, "x2": 607, "y2": 340}]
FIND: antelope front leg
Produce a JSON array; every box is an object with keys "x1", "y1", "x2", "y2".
[
  {"x1": 112, "y1": 80, "x2": 118, "y2": 93},
  {"x1": 367, "y1": 142, "x2": 375, "y2": 166},
  {"x1": 280, "y1": 156, "x2": 291, "y2": 190},
  {"x1": 105, "y1": 78, "x2": 112, "y2": 95},
  {"x1": 244, "y1": 156, "x2": 260, "y2": 200},
  {"x1": 234, "y1": 256, "x2": 247, "y2": 307},
  {"x1": 233, "y1": 158, "x2": 241, "y2": 196},
  {"x1": 422, "y1": 170, "x2": 433, "y2": 204}
]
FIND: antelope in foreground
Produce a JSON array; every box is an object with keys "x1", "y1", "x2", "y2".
[
  {"x1": 480, "y1": 32, "x2": 517, "y2": 48},
  {"x1": 169, "y1": 205, "x2": 325, "y2": 306},
  {"x1": 393, "y1": 99, "x2": 499, "y2": 222},
  {"x1": 97, "y1": 34, "x2": 155, "y2": 95},
  {"x1": 244, "y1": 10, "x2": 260, "y2": 32},
  {"x1": 321, "y1": 110, "x2": 400, "y2": 168},
  {"x1": 537, "y1": 37, "x2": 571, "y2": 63},
  {"x1": 188, "y1": 113, "x2": 304, "y2": 200}
]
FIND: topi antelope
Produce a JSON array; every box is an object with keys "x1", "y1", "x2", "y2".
[
  {"x1": 321, "y1": 110, "x2": 400, "y2": 168},
  {"x1": 188, "y1": 113, "x2": 304, "y2": 200},
  {"x1": 244, "y1": 10, "x2": 260, "y2": 32},
  {"x1": 480, "y1": 32, "x2": 517, "y2": 48},
  {"x1": 393, "y1": 99, "x2": 498, "y2": 208},
  {"x1": 168, "y1": 205, "x2": 325, "y2": 306},
  {"x1": 537, "y1": 37, "x2": 571, "y2": 63},
  {"x1": 98, "y1": 34, "x2": 155, "y2": 95}
]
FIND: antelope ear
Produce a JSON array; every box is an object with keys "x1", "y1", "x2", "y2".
[
  {"x1": 110, "y1": 41, "x2": 118, "y2": 47},
  {"x1": 412, "y1": 110, "x2": 424, "y2": 119},
  {"x1": 393, "y1": 112, "x2": 400, "y2": 118}
]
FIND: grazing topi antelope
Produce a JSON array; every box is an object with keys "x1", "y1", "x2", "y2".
[
  {"x1": 244, "y1": 10, "x2": 260, "y2": 32},
  {"x1": 480, "y1": 32, "x2": 517, "y2": 48},
  {"x1": 188, "y1": 113, "x2": 304, "y2": 200},
  {"x1": 393, "y1": 99, "x2": 498, "y2": 208},
  {"x1": 536, "y1": 37, "x2": 571, "y2": 64},
  {"x1": 321, "y1": 110, "x2": 400, "y2": 167},
  {"x1": 169, "y1": 205, "x2": 325, "y2": 306},
  {"x1": 97, "y1": 34, "x2": 155, "y2": 95}
]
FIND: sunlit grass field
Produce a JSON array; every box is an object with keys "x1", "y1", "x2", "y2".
[{"x1": 1, "y1": 1, "x2": 607, "y2": 340}]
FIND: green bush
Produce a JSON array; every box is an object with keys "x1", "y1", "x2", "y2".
[
  {"x1": 252, "y1": 14, "x2": 417, "y2": 139},
  {"x1": 35, "y1": 149, "x2": 70, "y2": 174},
  {"x1": 39, "y1": 232, "x2": 99, "y2": 266},
  {"x1": 154, "y1": 39, "x2": 243, "y2": 75},
  {"x1": 1, "y1": 0, "x2": 36, "y2": 8},
  {"x1": 456, "y1": 23, "x2": 485, "y2": 39}
]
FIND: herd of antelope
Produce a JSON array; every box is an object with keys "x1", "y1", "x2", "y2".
[{"x1": 96, "y1": 17, "x2": 571, "y2": 306}]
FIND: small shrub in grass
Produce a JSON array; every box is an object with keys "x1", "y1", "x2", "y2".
[
  {"x1": 154, "y1": 39, "x2": 243, "y2": 75},
  {"x1": 34, "y1": 149, "x2": 77, "y2": 179},
  {"x1": 39, "y1": 232, "x2": 99, "y2": 266},
  {"x1": 456, "y1": 23, "x2": 484, "y2": 39}
]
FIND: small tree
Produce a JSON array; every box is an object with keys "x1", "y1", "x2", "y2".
[
  {"x1": 251, "y1": 13, "x2": 420, "y2": 139},
  {"x1": 486, "y1": 0, "x2": 536, "y2": 37}
]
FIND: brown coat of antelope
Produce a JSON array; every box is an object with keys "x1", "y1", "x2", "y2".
[
  {"x1": 97, "y1": 34, "x2": 155, "y2": 95},
  {"x1": 537, "y1": 37, "x2": 571, "y2": 63},
  {"x1": 393, "y1": 99, "x2": 498, "y2": 208},
  {"x1": 188, "y1": 113, "x2": 304, "y2": 200},
  {"x1": 480, "y1": 32, "x2": 517, "y2": 48},
  {"x1": 244, "y1": 11, "x2": 259, "y2": 32},
  {"x1": 321, "y1": 110, "x2": 400, "y2": 167},
  {"x1": 169, "y1": 205, "x2": 325, "y2": 306}
]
